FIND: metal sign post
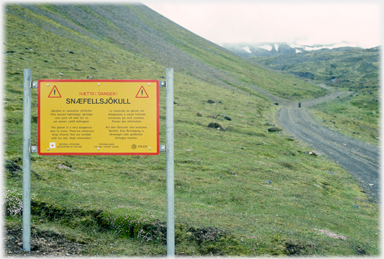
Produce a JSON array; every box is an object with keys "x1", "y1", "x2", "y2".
[
  {"x1": 166, "y1": 68, "x2": 175, "y2": 257},
  {"x1": 21, "y1": 68, "x2": 175, "y2": 254},
  {"x1": 22, "y1": 69, "x2": 32, "y2": 251}
]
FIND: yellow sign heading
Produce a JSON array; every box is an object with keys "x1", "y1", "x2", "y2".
[{"x1": 38, "y1": 80, "x2": 159, "y2": 155}]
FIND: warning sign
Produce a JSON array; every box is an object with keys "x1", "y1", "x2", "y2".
[
  {"x1": 37, "y1": 80, "x2": 159, "y2": 155},
  {"x1": 136, "y1": 86, "x2": 149, "y2": 98},
  {"x1": 48, "y1": 85, "x2": 61, "y2": 98}
]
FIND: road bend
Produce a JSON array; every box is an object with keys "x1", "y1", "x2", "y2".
[{"x1": 276, "y1": 103, "x2": 380, "y2": 202}]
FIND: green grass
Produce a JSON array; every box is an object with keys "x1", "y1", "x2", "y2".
[
  {"x1": 309, "y1": 93, "x2": 380, "y2": 146},
  {"x1": 3, "y1": 4, "x2": 380, "y2": 256}
]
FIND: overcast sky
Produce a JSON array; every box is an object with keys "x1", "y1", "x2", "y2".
[{"x1": 143, "y1": 1, "x2": 381, "y2": 48}]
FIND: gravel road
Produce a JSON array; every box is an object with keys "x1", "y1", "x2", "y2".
[{"x1": 276, "y1": 92, "x2": 380, "y2": 202}]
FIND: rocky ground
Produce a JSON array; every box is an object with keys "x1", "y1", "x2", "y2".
[{"x1": 4, "y1": 226, "x2": 87, "y2": 257}]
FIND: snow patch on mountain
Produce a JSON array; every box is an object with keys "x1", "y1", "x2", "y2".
[
  {"x1": 288, "y1": 43, "x2": 303, "y2": 49},
  {"x1": 274, "y1": 44, "x2": 279, "y2": 51},
  {"x1": 327, "y1": 42, "x2": 358, "y2": 49},
  {"x1": 259, "y1": 45, "x2": 273, "y2": 51},
  {"x1": 304, "y1": 46, "x2": 324, "y2": 51},
  {"x1": 296, "y1": 49, "x2": 302, "y2": 53},
  {"x1": 243, "y1": 46, "x2": 252, "y2": 53}
]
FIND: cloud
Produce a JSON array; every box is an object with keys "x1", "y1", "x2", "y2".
[{"x1": 144, "y1": 2, "x2": 381, "y2": 48}]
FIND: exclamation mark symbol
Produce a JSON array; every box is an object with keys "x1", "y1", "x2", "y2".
[
  {"x1": 48, "y1": 85, "x2": 62, "y2": 98},
  {"x1": 135, "y1": 86, "x2": 148, "y2": 98}
]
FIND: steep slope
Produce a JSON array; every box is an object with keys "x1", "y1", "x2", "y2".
[{"x1": 6, "y1": 3, "x2": 328, "y2": 100}]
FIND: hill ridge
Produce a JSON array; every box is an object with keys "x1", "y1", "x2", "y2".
[{"x1": 6, "y1": 3, "x2": 328, "y2": 101}]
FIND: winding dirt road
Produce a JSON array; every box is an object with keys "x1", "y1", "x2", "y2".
[{"x1": 276, "y1": 92, "x2": 380, "y2": 202}]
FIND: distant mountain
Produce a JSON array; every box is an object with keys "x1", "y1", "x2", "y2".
[
  {"x1": 248, "y1": 46, "x2": 380, "y2": 94},
  {"x1": 220, "y1": 42, "x2": 369, "y2": 58}
]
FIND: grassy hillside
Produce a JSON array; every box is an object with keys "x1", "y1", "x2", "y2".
[
  {"x1": 251, "y1": 47, "x2": 380, "y2": 146},
  {"x1": 3, "y1": 4, "x2": 379, "y2": 256},
  {"x1": 310, "y1": 93, "x2": 380, "y2": 146}
]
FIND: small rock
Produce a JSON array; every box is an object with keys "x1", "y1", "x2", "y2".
[
  {"x1": 309, "y1": 150, "x2": 318, "y2": 156},
  {"x1": 359, "y1": 117, "x2": 362, "y2": 120},
  {"x1": 323, "y1": 120, "x2": 326, "y2": 122},
  {"x1": 87, "y1": 75, "x2": 93, "y2": 79},
  {"x1": 223, "y1": 116, "x2": 231, "y2": 121},
  {"x1": 369, "y1": 184, "x2": 374, "y2": 186},
  {"x1": 66, "y1": 253, "x2": 71, "y2": 256},
  {"x1": 207, "y1": 99, "x2": 215, "y2": 104},
  {"x1": 113, "y1": 60, "x2": 117, "y2": 63},
  {"x1": 196, "y1": 112, "x2": 202, "y2": 117},
  {"x1": 328, "y1": 171, "x2": 335, "y2": 175},
  {"x1": 304, "y1": 150, "x2": 318, "y2": 156},
  {"x1": 207, "y1": 122, "x2": 225, "y2": 131},
  {"x1": 266, "y1": 180, "x2": 272, "y2": 184},
  {"x1": 59, "y1": 72, "x2": 64, "y2": 76},
  {"x1": 186, "y1": 149, "x2": 192, "y2": 152},
  {"x1": 353, "y1": 205, "x2": 359, "y2": 208},
  {"x1": 268, "y1": 127, "x2": 282, "y2": 132}
]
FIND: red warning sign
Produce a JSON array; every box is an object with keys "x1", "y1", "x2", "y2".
[
  {"x1": 135, "y1": 86, "x2": 149, "y2": 98},
  {"x1": 48, "y1": 85, "x2": 61, "y2": 98}
]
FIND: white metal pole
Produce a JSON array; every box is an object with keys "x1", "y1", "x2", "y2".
[
  {"x1": 166, "y1": 68, "x2": 175, "y2": 257},
  {"x1": 22, "y1": 69, "x2": 32, "y2": 251}
]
